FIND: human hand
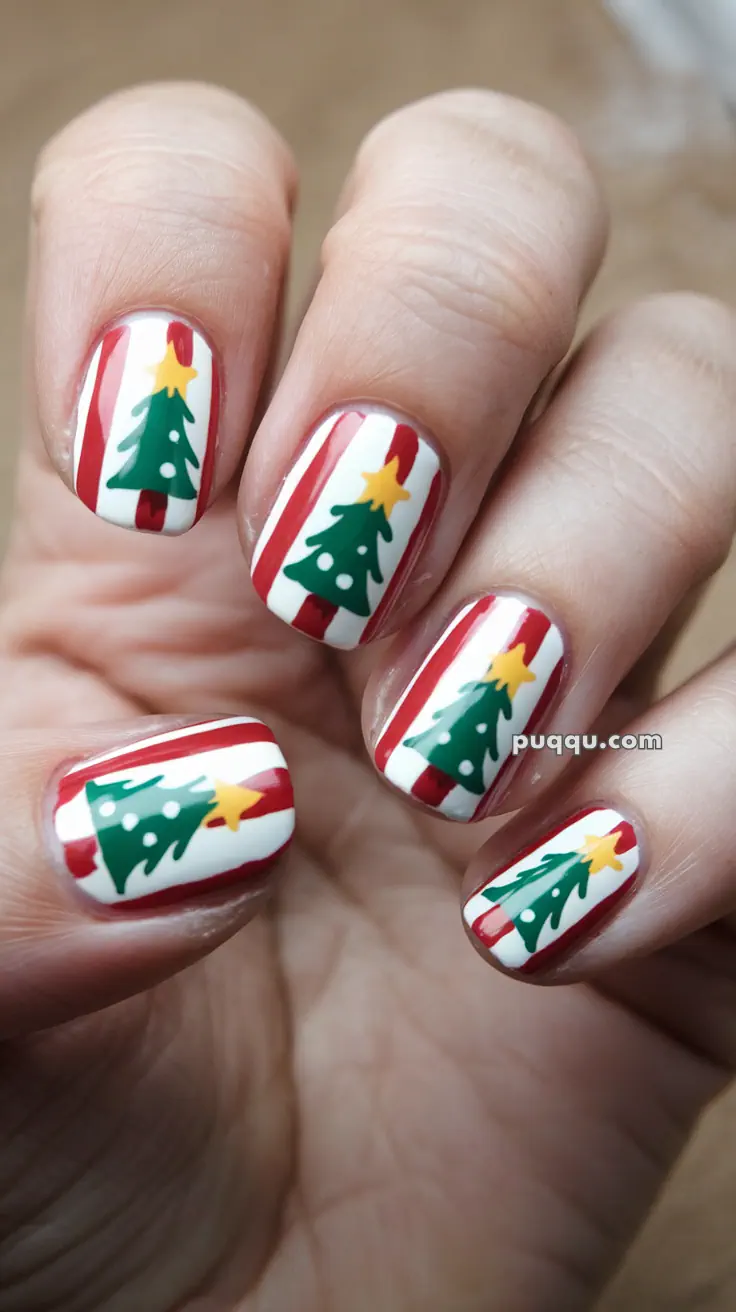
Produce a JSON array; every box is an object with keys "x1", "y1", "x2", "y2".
[{"x1": 0, "y1": 83, "x2": 734, "y2": 1311}]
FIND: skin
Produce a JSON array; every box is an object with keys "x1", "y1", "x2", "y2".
[{"x1": 0, "y1": 83, "x2": 733, "y2": 1310}]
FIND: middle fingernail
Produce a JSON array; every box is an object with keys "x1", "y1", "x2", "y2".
[
  {"x1": 373, "y1": 593, "x2": 566, "y2": 821},
  {"x1": 250, "y1": 406, "x2": 446, "y2": 649}
]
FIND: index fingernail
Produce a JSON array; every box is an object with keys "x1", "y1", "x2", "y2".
[{"x1": 73, "y1": 312, "x2": 220, "y2": 535}]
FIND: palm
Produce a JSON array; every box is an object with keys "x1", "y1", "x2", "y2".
[{"x1": 0, "y1": 454, "x2": 722, "y2": 1312}]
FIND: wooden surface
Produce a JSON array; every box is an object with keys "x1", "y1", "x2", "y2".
[{"x1": 2, "y1": 0, "x2": 736, "y2": 1305}]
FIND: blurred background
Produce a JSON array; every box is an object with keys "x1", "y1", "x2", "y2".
[{"x1": 2, "y1": 0, "x2": 736, "y2": 1305}]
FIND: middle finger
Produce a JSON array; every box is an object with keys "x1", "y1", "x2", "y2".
[{"x1": 243, "y1": 90, "x2": 606, "y2": 649}]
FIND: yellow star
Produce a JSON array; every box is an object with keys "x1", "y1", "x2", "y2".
[
  {"x1": 484, "y1": 643, "x2": 537, "y2": 699},
  {"x1": 578, "y1": 832, "x2": 624, "y2": 876},
  {"x1": 204, "y1": 779, "x2": 264, "y2": 832},
  {"x1": 357, "y1": 456, "x2": 411, "y2": 519},
  {"x1": 147, "y1": 341, "x2": 198, "y2": 398}
]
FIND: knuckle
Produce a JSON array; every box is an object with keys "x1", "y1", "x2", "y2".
[
  {"x1": 690, "y1": 663, "x2": 736, "y2": 754},
  {"x1": 357, "y1": 88, "x2": 602, "y2": 215},
  {"x1": 562, "y1": 293, "x2": 736, "y2": 578},
  {"x1": 329, "y1": 90, "x2": 605, "y2": 366},
  {"x1": 323, "y1": 203, "x2": 577, "y2": 368},
  {"x1": 620, "y1": 293, "x2": 736, "y2": 386},
  {"x1": 561, "y1": 417, "x2": 732, "y2": 582},
  {"x1": 32, "y1": 82, "x2": 296, "y2": 241}
]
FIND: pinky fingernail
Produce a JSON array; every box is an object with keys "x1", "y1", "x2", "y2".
[
  {"x1": 463, "y1": 805, "x2": 640, "y2": 972},
  {"x1": 53, "y1": 717, "x2": 294, "y2": 910}
]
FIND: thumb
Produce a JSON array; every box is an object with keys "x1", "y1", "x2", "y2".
[{"x1": 0, "y1": 715, "x2": 294, "y2": 1036}]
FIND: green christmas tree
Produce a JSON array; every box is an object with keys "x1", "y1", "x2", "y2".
[
  {"x1": 482, "y1": 832, "x2": 624, "y2": 954},
  {"x1": 87, "y1": 773, "x2": 217, "y2": 896},
  {"x1": 107, "y1": 340, "x2": 200, "y2": 501},
  {"x1": 405, "y1": 642, "x2": 536, "y2": 793},
  {"x1": 284, "y1": 455, "x2": 410, "y2": 617}
]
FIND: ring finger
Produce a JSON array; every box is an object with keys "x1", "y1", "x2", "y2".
[{"x1": 366, "y1": 293, "x2": 736, "y2": 819}]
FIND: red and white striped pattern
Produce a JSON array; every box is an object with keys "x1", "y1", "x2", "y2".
[
  {"x1": 251, "y1": 408, "x2": 444, "y2": 648},
  {"x1": 374, "y1": 594, "x2": 565, "y2": 821},
  {"x1": 54, "y1": 718, "x2": 294, "y2": 909},
  {"x1": 463, "y1": 806, "x2": 639, "y2": 972},
  {"x1": 73, "y1": 313, "x2": 219, "y2": 535}
]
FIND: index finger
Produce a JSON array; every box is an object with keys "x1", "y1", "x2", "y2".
[{"x1": 31, "y1": 82, "x2": 295, "y2": 534}]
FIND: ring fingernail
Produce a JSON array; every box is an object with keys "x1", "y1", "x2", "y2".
[
  {"x1": 463, "y1": 805, "x2": 640, "y2": 972},
  {"x1": 251, "y1": 407, "x2": 445, "y2": 648},
  {"x1": 52, "y1": 717, "x2": 294, "y2": 910},
  {"x1": 73, "y1": 312, "x2": 220, "y2": 534},
  {"x1": 374, "y1": 593, "x2": 565, "y2": 821}
]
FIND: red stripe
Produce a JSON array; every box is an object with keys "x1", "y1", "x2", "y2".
[
  {"x1": 469, "y1": 902, "x2": 516, "y2": 950},
  {"x1": 410, "y1": 765, "x2": 455, "y2": 808},
  {"x1": 374, "y1": 596, "x2": 497, "y2": 772},
  {"x1": 385, "y1": 422, "x2": 419, "y2": 484},
  {"x1": 195, "y1": 354, "x2": 220, "y2": 523},
  {"x1": 503, "y1": 604, "x2": 551, "y2": 667},
  {"x1": 361, "y1": 467, "x2": 445, "y2": 644},
  {"x1": 107, "y1": 839, "x2": 293, "y2": 910},
  {"x1": 167, "y1": 320, "x2": 194, "y2": 367},
  {"x1": 63, "y1": 835, "x2": 98, "y2": 879},
  {"x1": 610, "y1": 820, "x2": 636, "y2": 855},
  {"x1": 135, "y1": 489, "x2": 168, "y2": 532},
  {"x1": 520, "y1": 873, "x2": 637, "y2": 974},
  {"x1": 291, "y1": 594, "x2": 338, "y2": 641},
  {"x1": 203, "y1": 767, "x2": 293, "y2": 826},
  {"x1": 474, "y1": 653, "x2": 564, "y2": 819},
  {"x1": 133, "y1": 322, "x2": 194, "y2": 533},
  {"x1": 56, "y1": 720, "x2": 276, "y2": 809},
  {"x1": 76, "y1": 325, "x2": 130, "y2": 512},
  {"x1": 251, "y1": 410, "x2": 365, "y2": 602}
]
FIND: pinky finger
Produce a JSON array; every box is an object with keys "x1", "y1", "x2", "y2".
[
  {"x1": 0, "y1": 715, "x2": 294, "y2": 1037},
  {"x1": 461, "y1": 648, "x2": 736, "y2": 980}
]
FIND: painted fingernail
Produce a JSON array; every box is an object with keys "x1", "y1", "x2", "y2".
[
  {"x1": 73, "y1": 312, "x2": 219, "y2": 534},
  {"x1": 53, "y1": 718, "x2": 294, "y2": 910},
  {"x1": 251, "y1": 407, "x2": 445, "y2": 648},
  {"x1": 374, "y1": 594, "x2": 565, "y2": 821},
  {"x1": 463, "y1": 806, "x2": 640, "y2": 972}
]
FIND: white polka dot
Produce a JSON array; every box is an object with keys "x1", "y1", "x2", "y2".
[
  {"x1": 476, "y1": 723, "x2": 488, "y2": 734},
  {"x1": 169, "y1": 430, "x2": 180, "y2": 443},
  {"x1": 438, "y1": 732, "x2": 451, "y2": 745},
  {"x1": 159, "y1": 462, "x2": 176, "y2": 478},
  {"x1": 121, "y1": 813, "x2": 138, "y2": 831},
  {"x1": 316, "y1": 552, "x2": 333, "y2": 571},
  {"x1": 520, "y1": 909, "x2": 536, "y2": 922},
  {"x1": 336, "y1": 574, "x2": 353, "y2": 590},
  {"x1": 458, "y1": 760, "x2": 474, "y2": 777},
  {"x1": 162, "y1": 801, "x2": 181, "y2": 819},
  {"x1": 551, "y1": 888, "x2": 561, "y2": 897},
  {"x1": 357, "y1": 545, "x2": 368, "y2": 555},
  {"x1": 98, "y1": 801, "x2": 116, "y2": 818},
  {"x1": 142, "y1": 832, "x2": 157, "y2": 848}
]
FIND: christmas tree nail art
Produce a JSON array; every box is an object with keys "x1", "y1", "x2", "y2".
[
  {"x1": 53, "y1": 718, "x2": 294, "y2": 909},
  {"x1": 374, "y1": 594, "x2": 565, "y2": 821},
  {"x1": 73, "y1": 313, "x2": 219, "y2": 534},
  {"x1": 463, "y1": 806, "x2": 640, "y2": 972},
  {"x1": 251, "y1": 409, "x2": 445, "y2": 648}
]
